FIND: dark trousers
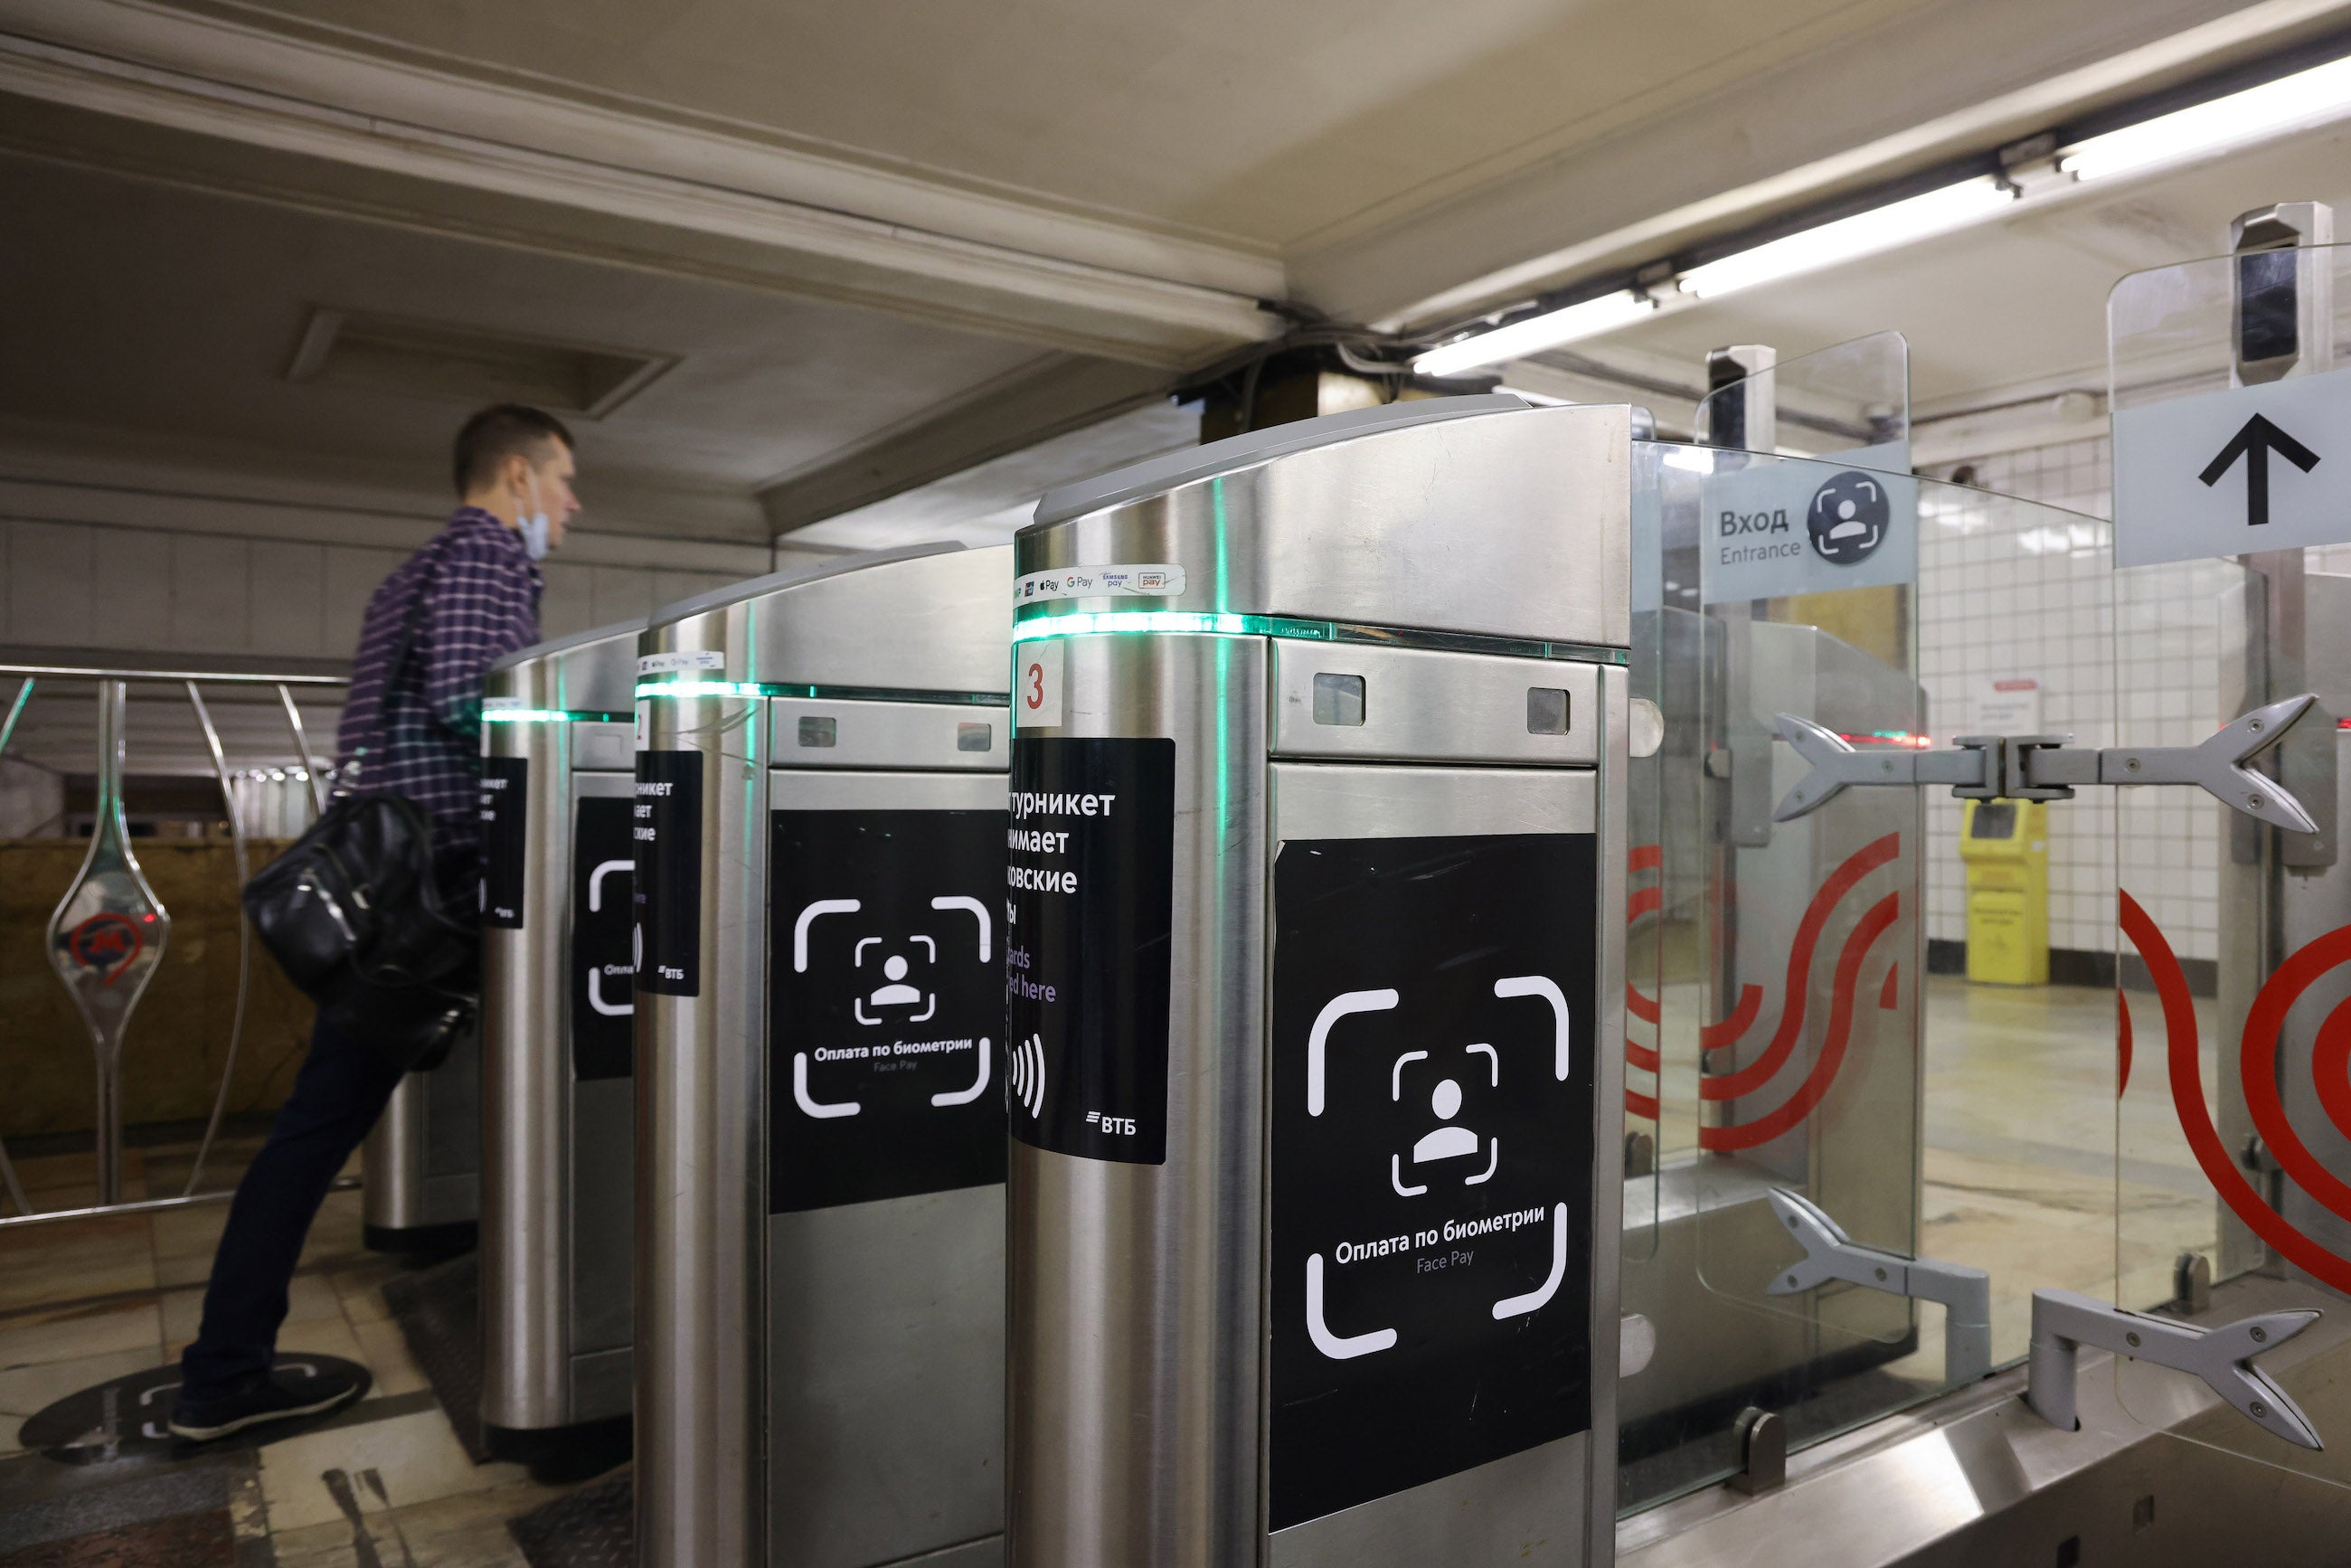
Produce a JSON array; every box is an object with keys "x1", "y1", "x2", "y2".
[{"x1": 179, "y1": 1014, "x2": 407, "y2": 1402}]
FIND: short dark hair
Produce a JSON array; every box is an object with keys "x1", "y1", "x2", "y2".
[{"x1": 452, "y1": 404, "x2": 573, "y2": 496}]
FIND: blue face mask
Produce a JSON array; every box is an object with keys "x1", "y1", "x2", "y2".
[{"x1": 517, "y1": 472, "x2": 553, "y2": 560}]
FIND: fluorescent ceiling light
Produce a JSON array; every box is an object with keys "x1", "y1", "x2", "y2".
[
  {"x1": 1412, "y1": 291, "x2": 1655, "y2": 378},
  {"x1": 1676, "y1": 178, "x2": 2015, "y2": 299},
  {"x1": 2059, "y1": 54, "x2": 2351, "y2": 181}
]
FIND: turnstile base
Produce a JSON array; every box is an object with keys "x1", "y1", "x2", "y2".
[
  {"x1": 364, "y1": 1219, "x2": 477, "y2": 1257},
  {"x1": 381, "y1": 1252, "x2": 490, "y2": 1464},
  {"x1": 508, "y1": 1465, "x2": 632, "y2": 1568},
  {"x1": 486, "y1": 1412, "x2": 633, "y2": 1483},
  {"x1": 1620, "y1": 1275, "x2": 2351, "y2": 1566}
]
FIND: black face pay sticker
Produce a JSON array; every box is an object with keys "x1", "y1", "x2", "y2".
[
  {"x1": 1005, "y1": 737, "x2": 1176, "y2": 1166},
  {"x1": 571, "y1": 796, "x2": 636, "y2": 1082},
  {"x1": 632, "y1": 750, "x2": 702, "y2": 997},
  {"x1": 769, "y1": 809, "x2": 1008, "y2": 1212},
  {"x1": 479, "y1": 756, "x2": 528, "y2": 929},
  {"x1": 1269, "y1": 833, "x2": 1597, "y2": 1531}
]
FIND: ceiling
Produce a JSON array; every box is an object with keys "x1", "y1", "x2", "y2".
[
  {"x1": 0, "y1": 151, "x2": 1045, "y2": 541},
  {"x1": 1565, "y1": 115, "x2": 2351, "y2": 414},
  {"x1": 143, "y1": 0, "x2": 1923, "y2": 250},
  {"x1": 1, "y1": 0, "x2": 2347, "y2": 553}
]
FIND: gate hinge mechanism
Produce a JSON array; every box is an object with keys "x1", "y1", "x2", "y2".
[{"x1": 1770, "y1": 694, "x2": 2320, "y2": 833}]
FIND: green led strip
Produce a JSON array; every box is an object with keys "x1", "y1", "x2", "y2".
[
  {"x1": 1009, "y1": 609, "x2": 1628, "y2": 666},
  {"x1": 633, "y1": 679, "x2": 1009, "y2": 704},
  {"x1": 481, "y1": 708, "x2": 629, "y2": 723}
]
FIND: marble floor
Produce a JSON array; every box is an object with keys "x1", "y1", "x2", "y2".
[
  {"x1": 0, "y1": 1139, "x2": 575, "y2": 1567},
  {"x1": 0, "y1": 977, "x2": 2260, "y2": 1560}
]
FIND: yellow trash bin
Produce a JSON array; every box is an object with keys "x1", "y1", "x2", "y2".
[{"x1": 1959, "y1": 798, "x2": 2049, "y2": 986}]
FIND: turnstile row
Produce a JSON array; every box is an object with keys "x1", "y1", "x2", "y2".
[{"x1": 468, "y1": 396, "x2": 1644, "y2": 1566}]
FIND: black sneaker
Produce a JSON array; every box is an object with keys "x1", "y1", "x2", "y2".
[{"x1": 168, "y1": 1367, "x2": 367, "y2": 1444}]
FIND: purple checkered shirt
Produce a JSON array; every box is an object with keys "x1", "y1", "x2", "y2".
[{"x1": 335, "y1": 507, "x2": 543, "y2": 847}]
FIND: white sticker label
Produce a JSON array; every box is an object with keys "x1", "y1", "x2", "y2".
[
  {"x1": 2113, "y1": 364, "x2": 2351, "y2": 568},
  {"x1": 1015, "y1": 639, "x2": 1064, "y2": 730},
  {"x1": 637, "y1": 650, "x2": 725, "y2": 675},
  {"x1": 484, "y1": 694, "x2": 526, "y2": 711},
  {"x1": 1015, "y1": 564, "x2": 1186, "y2": 604}
]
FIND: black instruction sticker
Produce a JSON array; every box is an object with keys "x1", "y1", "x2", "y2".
[
  {"x1": 479, "y1": 757, "x2": 528, "y2": 929},
  {"x1": 632, "y1": 751, "x2": 703, "y2": 997},
  {"x1": 769, "y1": 809, "x2": 1008, "y2": 1212},
  {"x1": 1269, "y1": 833, "x2": 1596, "y2": 1531},
  {"x1": 1005, "y1": 737, "x2": 1175, "y2": 1166},
  {"x1": 571, "y1": 797, "x2": 636, "y2": 1082}
]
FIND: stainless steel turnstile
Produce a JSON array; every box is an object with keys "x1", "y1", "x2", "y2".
[
  {"x1": 1004, "y1": 396, "x2": 1631, "y2": 1567},
  {"x1": 477, "y1": 619, "x2": 643, "y2": 1467},
  {"x1": 364, "y1": 1029, "x2": 479, "y2": 1252},
  {"x1": 634, "y1": 544, "x2": 1011, "y2": 1568}
]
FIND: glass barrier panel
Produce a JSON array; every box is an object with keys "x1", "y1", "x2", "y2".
[
  {"x1": 1619, "y1": 443, "x2": 2116, "y2": 1512},
  {"x1": 2106, "y1": 243, "x2": 2351, "y2": 1490}
]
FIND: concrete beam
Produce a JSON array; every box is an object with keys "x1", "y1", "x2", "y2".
[
  {"x1": 758, "y1": 354, "x2": 1174, "y2": 536},
  {"x1": 0, "y1": 0, "x2": 1285, "y2": 366}
]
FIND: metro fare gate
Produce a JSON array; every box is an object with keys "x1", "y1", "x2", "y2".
[
  {"x1": 477, "y1": 619, "x2": 643, "y2": 1468},
  {"x1": 1003, "y1": 396, "x2": 1632, "y2": 1568},
  {"x1": 632, "y1": 544, "x2": 1012, "y2": 1568}
]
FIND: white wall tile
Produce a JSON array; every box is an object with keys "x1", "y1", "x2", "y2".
[
  {"x1": 170, "y1": 534, "x2": 250, "y2": 653},
  {"x1": 109, "y1": 529, "x2": 178, "y2": 649},
  {"x1": 247, "y1": 542, "x2": 327, "y2": 657},
  {"x1": 7, "y1": 520, "x2": 93, "y2": 647}
]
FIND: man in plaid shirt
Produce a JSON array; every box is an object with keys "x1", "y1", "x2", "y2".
[{"x1": 173, "y1": 406, "x2": 580, "y2": 1443}]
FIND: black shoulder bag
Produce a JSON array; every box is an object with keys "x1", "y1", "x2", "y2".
[{"x1": 243, "y1": 559, "x2": 480, "y2": 1072}]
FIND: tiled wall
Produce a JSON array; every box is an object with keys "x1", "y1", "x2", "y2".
[
  {"x1": 1918, "y1": 437, "x2": 2238, "y2": 963},
  {"x1": 0, "y1": 517, "x2": 758, "y2": 662}
]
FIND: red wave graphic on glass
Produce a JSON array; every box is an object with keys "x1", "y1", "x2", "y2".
[
  {"x1": 2120, "y1": 891, "x2": 2351, "y2": 1295},
  {"x1": 1622, "y1": 834, "x2": 1903, "y2": 1138}
]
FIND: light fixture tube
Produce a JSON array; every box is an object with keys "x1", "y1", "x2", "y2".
[
  {"x1": 2059, "y1": 54, "x2": 2351, "y2": 182},
  {"x1": 1412, "y1": 291, "x2": 1656, "y2": 378},
  {"x1": 1676, "y1": 177, "x2": 2015, "y2": 300}
]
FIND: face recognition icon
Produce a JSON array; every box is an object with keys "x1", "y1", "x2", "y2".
[
  {"x1": 1299, "y1": 974, "x2": 1575, "y2": 1362},
  {"x1": 788, "y1": 893, "x2": 995, "y2": 1119},
  {"x1": 1807, "y1": 470, "x2": 1890, "y2": 564}
]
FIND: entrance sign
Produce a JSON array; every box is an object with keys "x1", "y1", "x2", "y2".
[
  {"x1": 1269, "y1": 832, "x2": 1596, "y2": 1530},
  {"x1": 2112, "y1": 364, "x2": 2351, "y2": 566},
  {"x1": 1700, "y1": 442, "x2": 1917, "y2": 603}
]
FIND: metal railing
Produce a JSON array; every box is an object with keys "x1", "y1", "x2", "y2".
[{"x1": 0, "y1": 662, "x2": 350, "y2": 1227}]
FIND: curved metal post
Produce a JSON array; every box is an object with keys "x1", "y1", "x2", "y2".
[
  {"x1": 276, "y1": 684, "x2": 328, "y2": 816},
  {"x1": 0, "y1": 676, "x2": 36, "y2": 1215},
  {"x1": 181, "y1": 681, "x2": 251, "y2": 1198},
  {"x1": 45, "y1": 681, "x2": 170, "y2": 1207}
]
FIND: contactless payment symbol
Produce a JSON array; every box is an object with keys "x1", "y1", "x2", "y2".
[{"x1": 1807, "y1": 470, "x2": 1890, "y2": 565}]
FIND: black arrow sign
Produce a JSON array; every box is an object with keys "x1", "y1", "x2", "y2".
[{"x1": 2199, "y1": 412, "x2": 2321, "y2": 528}]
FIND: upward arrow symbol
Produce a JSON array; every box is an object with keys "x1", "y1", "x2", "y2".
[{"x1": 2199, "y1": 412, "x2": 2321, "y2": 528}]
